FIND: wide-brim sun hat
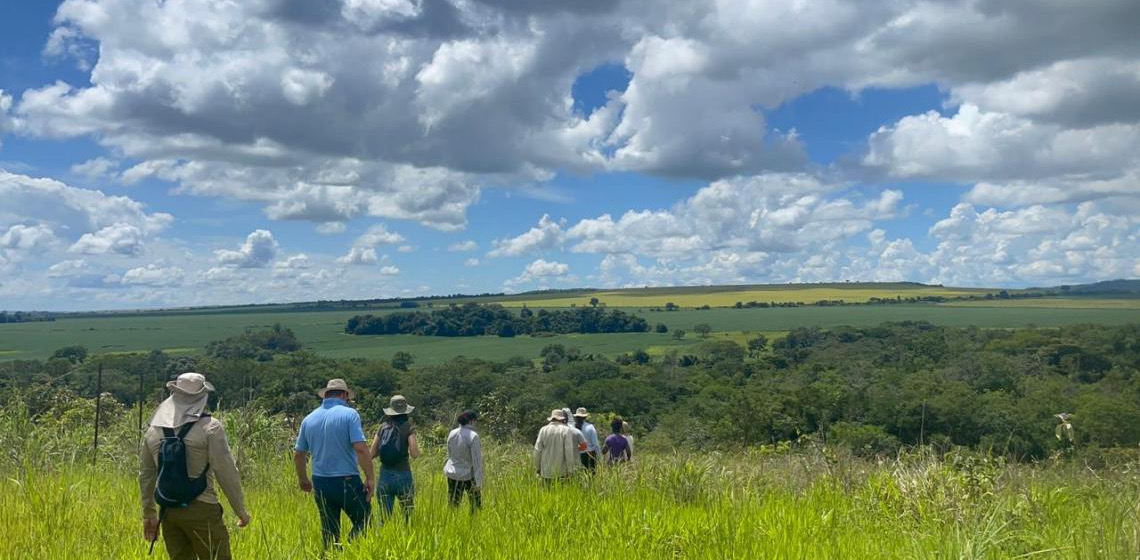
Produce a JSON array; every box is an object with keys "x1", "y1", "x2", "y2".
[
  {"x1": 151, "y1": 372, "x2": 213, "y2": 428},
  {"x1": 318, "y1": 378, "x2": 356, "y2": 400},
  {"x1": 548, "y1": 409, "x2": 568, "y2": 422},
  {"x1": 573, "y1": 407, "x2": 590, "y2": 418},
  {"x1": 384, "y1": 394, "x2": 415, "y2": 416}
]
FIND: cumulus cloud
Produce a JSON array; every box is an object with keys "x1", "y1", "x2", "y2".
[
  {"x1": 448, "y1": 240, "x2": 478, "y2": 252},
  {"x1": 355, "y1": 224, "x2": 405, "y2": 247},
  {"x1": 215, "y1": 230, "x2": 279, "y2": 268},
  {"x1": 464, "y1": 257, "x2": 480, "y2": 267},
  {"x1": 121, "y1": 264, "x2": 185, "y2": 286},
  {"x1": 68, "y1": 223, "x2": 146, "y2": 256},
  {"x1": 488, "y1": 214, "x2": 565, "y2": 257},
  {"x1": 0, "y1": 224, "x2": 55, "y2": 250},
  {"x1": 70, "y1": 157, "x2": 118, "y2": 179},
  {"x1": 337, "y1": 247, "x2": 379, "y2": 266},
  {"x1": 0, "y1": 90, "x2": 13, "y2": 146},
  {"x1": 379, "y1": 265, "x2": 400, "y2": 276}
]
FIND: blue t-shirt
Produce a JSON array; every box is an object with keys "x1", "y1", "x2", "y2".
[
  {"x1": 295, "y1": 398, "x2": 367, "y2": 477},
  {"x1": 580, "y1": 421, "x2": 601, "y2": 455}
]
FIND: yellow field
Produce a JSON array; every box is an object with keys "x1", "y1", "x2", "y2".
[
  {"x1": 938, "y1": 298, "x2": 1140, "y2": 310},
  {"x1": 496, "y1": 286, "x2": 992, "y2": 308}
]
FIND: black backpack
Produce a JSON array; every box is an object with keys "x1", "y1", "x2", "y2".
[
  {"x1": 376, "y1": 421, "x2": 408, "y2": 467},
  {"x1": 154, "y1": 416, "x2": 210, "y2": 509}
]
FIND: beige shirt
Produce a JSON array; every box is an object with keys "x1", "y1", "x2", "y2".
[
  {"x1": 139, "y1": 416, "x2": 249, "y2": 520},
  {"x1": 533, "y1": 421, "x2": 579, "y2": 479}
]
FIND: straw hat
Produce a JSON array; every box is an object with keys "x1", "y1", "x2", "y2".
[
  {"x1": 383, "y1": 395, "x2": 414, "y2": 416},
  {"x1": 573, "y1": 407, "x2": 590, "y2": 418},
  {"x1": 318, "y1": 379, "x2": 355, "y2": 400},
  {"x1": 151, "y1": 373, "x2": 213, "y2": 428}
]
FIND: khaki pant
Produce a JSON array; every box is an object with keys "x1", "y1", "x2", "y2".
[{"x1": 161, "y1": 500, "x2": 231, "y2": 560}]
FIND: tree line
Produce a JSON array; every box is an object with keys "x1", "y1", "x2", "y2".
[
  {"x1": 344, "y1": 303, "x2": 650, "y2": 337},
  {"x1": 3, "y1": 321, "x2": 1138, "y2": 460}
]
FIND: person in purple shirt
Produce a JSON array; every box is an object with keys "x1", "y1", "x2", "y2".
[{"x1": 601, "y1": 417, "x2": 632, "y2": 464}]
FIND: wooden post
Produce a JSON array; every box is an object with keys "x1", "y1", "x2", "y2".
[{"x1": 93, "y1": 363, "x2": 103, "y2": 466}]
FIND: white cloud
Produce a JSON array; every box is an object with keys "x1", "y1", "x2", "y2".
[
  {"x1": 46, "y1": 259, "x2": 91, "y2": 278},
  {"x1": 337, "y1": 247, "x2": 379, "y2": 266},
  {"x1": 70, "y1": 157, "x2": 118, "y2": 179},
  {"x1": 315, "y1": 222, "x2": 346, "y2": 235},
  {"x1": 397, "y1": 245, "x2": 415, "y2": 253},
  {"x1": 464, "y1": 257, "x2": 480, "y2": 267},
  {"x1": 0, "y1": 90, "x2": 13, "y2": 146},
  {"x1": 68, "y1": 223, "x2": 146, "y2": 256},
  {"x1": 0, "y1": 224, "x2": 55, "y2": 250},
  {"x1": 215, "y1": 230, "x2": 279, "y2": 268},
  {"x1": 379, "y1": 265, "x2": 400, "y2": 276},
  {"x1": 121, "y1": 264, "x2": 185, "y2": 286},
  {"x1": 274, "y1": 254, "x2": 311, "y2": 271},
  {"x1": 522, "y1": 258, "x2": 569, "y2": 278},
  {"x1": 356, "y1": 224, "x2": 405, "y2": 247},
  {"x1": 488, "y1": 214, "x2": 565, "y2": 257},
  {"x1": 448, "y1": 240, "x2": 478, "y2": 252}
]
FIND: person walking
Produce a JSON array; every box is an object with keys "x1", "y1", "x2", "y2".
[
  {"x1": 140, "y1": 372, "x2": 251, "y2": 560},
  {"x1": 602, "y1": 417, "x2": 632, "y2": 464},
  {"x1": 534, "y1": 409, "x2": 579, "y2": 482},
  {"x1": 573, "y1": 408, "x2": 601, "y2": 473},
  {"x1": 294, "y1": 379, "x2": 375, "y2": 550},
  {"x1": 563, "y1": 406, "x2": 588, "y2": 456},
  {"x1": 443, "y1": 410, "x2": 484, "y2": 511},
  {"x1": 371, "y1": 395, "x2": 420, "y2": 522}
]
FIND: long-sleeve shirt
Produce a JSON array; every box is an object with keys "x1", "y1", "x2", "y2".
[
  {"x1": 579, "y1": 421, "x2": 601, "y2": 455},
  {"x1": 139, "y1": 416, "x2": 249, "y2": 520},
  {"x1": 533, "y1": 421, "x2": 579, "y2": 479},
  {"x1": 443, "y1": 425, "x2": 485, "y2": 487}
]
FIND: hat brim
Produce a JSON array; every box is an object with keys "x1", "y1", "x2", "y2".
[
  {"x1": 384, "y1": 405, "x2": 414, "y2": 416},
  {"x1": 166, "y1": 380, "x2": 215, "y2": 395},
  {"x1": 318, "y1": 387, "x2": 356, "y2": 400},
  {"x1": 573, "y1": 413, "x2": 589, "y2": 418}
]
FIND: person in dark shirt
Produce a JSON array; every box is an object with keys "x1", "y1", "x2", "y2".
[{"x1": 370, "y1": 395, "x2": 420, "y2": 522}]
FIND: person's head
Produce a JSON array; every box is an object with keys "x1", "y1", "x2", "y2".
[
  {"x1": 318, "y1": 379, "x2": 355, "y2": 401},
  {"x1": 457, "y1": 409, "x2": 478, "y2": 426},
  {"x1": 573, "y1": 407, "x2": 589, "y2": 428},
  {"x1": 549, "y1": 409, "x2": 568, "y2": 423},
  {"x1": 622, "y1": 421, "x2": 631, "y2": 435},
  {"x1": 611, "y1": 417, "x2": 623, "y2": 434}
]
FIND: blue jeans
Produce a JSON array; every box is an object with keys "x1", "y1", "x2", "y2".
[
  {"x1": 378, "y1": 469, "x2": 414, "y2": 521},
  {"x1": 312, "y1": 475, "x2": 371, "y2": 549}
]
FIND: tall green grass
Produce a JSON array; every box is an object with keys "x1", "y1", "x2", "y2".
[{"x1": 1, "y1": 397, "x2": 1138, "y2": 559}]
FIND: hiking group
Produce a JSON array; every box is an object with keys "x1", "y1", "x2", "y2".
[{"x1": 139, "y1": 373, "x2": 635, "y2": 559}]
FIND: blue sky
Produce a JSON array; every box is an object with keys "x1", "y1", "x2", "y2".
[{"x1": 0, "y1": 0, "x2": 1137, "y2": 311}]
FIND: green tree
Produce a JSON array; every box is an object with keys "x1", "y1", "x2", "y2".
[
  {"x1": 672, "y1": 329, "x2": 686, "y2": 341},
  {"x1": 694, "y1": 324, "x2": 712, "y2": 338},
  {"x1": 391, "y1": 351, "x2": 415, "y2": 371},
  {"x1": 50, "y1": 345, "x2": 88, "y2": 364},
  {"x1": 746, "y1": 335, "x2": 768, "y2": 358},
  {"x1": 655, "y1": 323, "x2": 669, "y2": 334}
]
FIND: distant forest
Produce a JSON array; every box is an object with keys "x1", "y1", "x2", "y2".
[{"x1": 345, "y1": 303, "x2": 650, "y2": 337}]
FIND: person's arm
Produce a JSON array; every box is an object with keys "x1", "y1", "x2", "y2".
[
  {"x1": 408, "y1": 433, "x2": 421, "y2": 459},
  {"x1": 294, "y1": 422, "x2": 312, "y2": 492},
  {"x1": 369, "y1": 432, "x2": 381, "y2": 459},
  {"x1": 294, "y1": 451, "x2": 312, "y2": 492},
  {"x1": 533, "y1": 429, "x2": 545, "y2": 475},
  {"x1": 353, "y1": 442, "x2": 375, "y2": 501},
  {"x1": 470, "y1": 433, "x2": 484, "y2": 489},
  {"x1": 139, "y1": 431, "x2": 159, "y2": 542},
  {"x1": 602, "y1": 436, "x2": 611, "y2": 456},
  {"x1": 206, "y1": 421, "x2": 251, "y2": 527}
]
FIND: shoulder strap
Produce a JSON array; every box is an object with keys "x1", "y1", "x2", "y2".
[{"x1": 176, "y1": 414, "x2": 210, "y2": 439}]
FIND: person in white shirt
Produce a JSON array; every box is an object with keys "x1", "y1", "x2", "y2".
[{"x1": 443, "y1": 410, "x2": 484, "y2": 510}]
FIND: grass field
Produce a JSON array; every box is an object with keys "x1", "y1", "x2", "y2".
[
  {"x1": 3, "y1": 445, "x2": 1139, "y2": 559},
  {"x1": 494, "y1": 284, "x2": 995, "y2": 308},
  {"x1": 2, "y1": 303, "x2": 1138, "y2": 362}
]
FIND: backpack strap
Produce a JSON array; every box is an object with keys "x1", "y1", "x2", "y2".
[
  {"x1": 162, "y1": 427, "x2": 175, "y2": 438},
  {"x1": 175, "y1": 413, "x2": 211, "y2": 439}
]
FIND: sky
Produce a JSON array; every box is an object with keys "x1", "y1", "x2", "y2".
[{"x1": 0, "y1": 0, "x2": 1137, "y2": 312}]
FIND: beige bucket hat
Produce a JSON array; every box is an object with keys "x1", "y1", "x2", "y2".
[
  {"x1": 383, "y1": 395, "x2": 415, "y2": 416},
  {"x1": 548, "y1": 409, "x2": 568, "y2": 422},
  {"x1": 150, "y1": 373, "x2": 213, "y2": 428},
  {"x1": 318, "y1": 378, "x2": 356, "y2": 400},
  {"x1": 573, "y1": 407, "x2": 590, "y2": 418}
]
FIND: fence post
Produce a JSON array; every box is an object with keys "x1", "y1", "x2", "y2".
[
  {"x1": 93, "y1": 363, "x2": 103, "y2": 467},
  {"x1": 138, "y1": 366, "x2": 145, "y2": 433}
]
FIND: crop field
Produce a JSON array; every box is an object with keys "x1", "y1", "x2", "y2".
[
  {"x1": 3, "y1": 303, "x2": 1139, "y2": 362},
  {"x1": 493, "y1": 284, "x2": 996, "y2": 308},
  {"x1": 938, "y1": 297, "x2": 1140, "y2": 310}
]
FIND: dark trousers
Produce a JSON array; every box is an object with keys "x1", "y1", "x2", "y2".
[
  {"x1": 312, "y1": 475, "x2": 371, "y2": 549},
  {"x1": 446, "y1": 478, "x2": 482, "y2": 510},
  {"x1": 161, "y1": 501, "x2": 230, "y2": 560},
  {"x1": 580, "y1": 452, "x2": 597, "y2": 473}
]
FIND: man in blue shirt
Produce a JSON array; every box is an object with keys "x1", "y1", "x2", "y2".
[
  {"x1": 294, "y1": 379, "x2": 375, "y2": 549},
  {"x1": 573, "y1": 407, "x2": 601, "y2": 473}
]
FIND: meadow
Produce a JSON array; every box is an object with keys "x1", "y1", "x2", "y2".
[
  {"x1": 3, "y1": 303, "x2": 1138, "y2": 363},
  {"x1": 2, "y1": 419, "x2": 1138, "y2": 560}
]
